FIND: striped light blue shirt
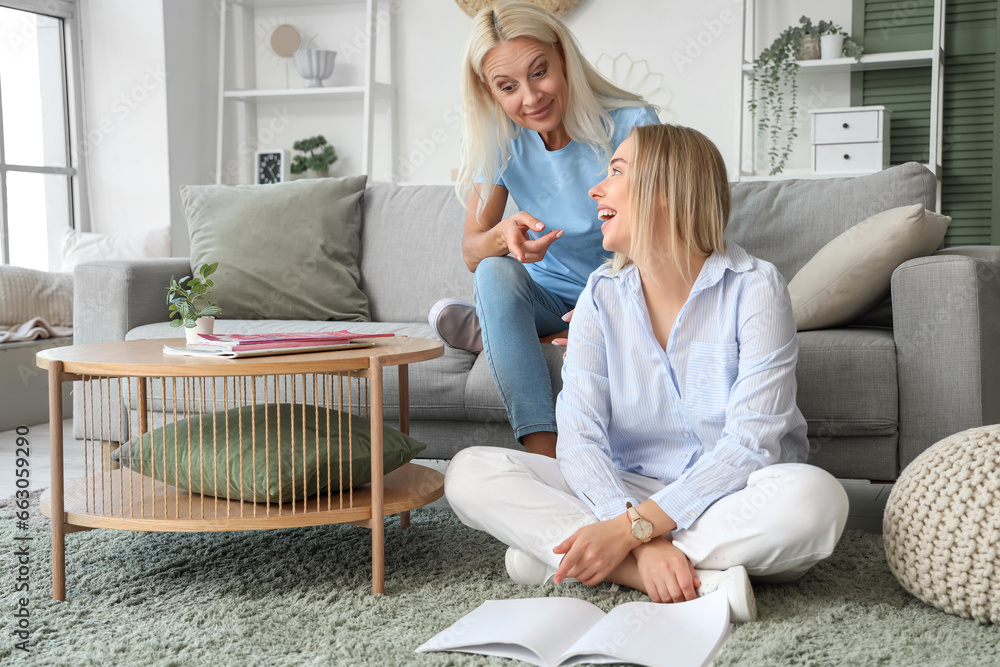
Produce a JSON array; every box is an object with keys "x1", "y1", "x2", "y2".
[{"x1": 555, "y1": 243, "x2": 808, "y2": 530}]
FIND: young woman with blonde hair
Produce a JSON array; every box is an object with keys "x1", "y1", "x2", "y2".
[
  {"x1": 428, "y1": 0, "x2": 658, "y2": 458},
  {"x1": 446, "y1": 124, "x2": 849, "y2": 623}
]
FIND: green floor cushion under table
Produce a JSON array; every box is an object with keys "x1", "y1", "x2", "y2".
[{"x1": 114, "y1": 403, "x2": 426, "y2": 503}]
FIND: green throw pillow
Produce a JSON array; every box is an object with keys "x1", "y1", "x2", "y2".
[
  {"x1": 181, "y1": 175, "x2": 370, "y2": 321},
  {"x1": 116, "y1": 403, "x2": 425, "y2": 503}
]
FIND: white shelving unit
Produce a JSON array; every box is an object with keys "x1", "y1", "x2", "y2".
[
  {"x1": 214, "y1": 0, "x2": 395, "y2": 184},
  {"x1": 736, "y1": 0, "x2": 946, "y2": 191}
]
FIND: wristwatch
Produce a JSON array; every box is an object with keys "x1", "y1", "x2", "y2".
[{"x1": 626, "y1": 502, "x2": 653, "y2": 543}]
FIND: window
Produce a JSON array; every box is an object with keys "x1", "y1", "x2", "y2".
[{"x1": 0, "y1": 0, "x2": 86, "y2": 269}]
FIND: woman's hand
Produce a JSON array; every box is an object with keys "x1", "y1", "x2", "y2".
[
  {"x1": 498, "y1": 212, "x2": 563, "y2": 263},
  {"x1": 633, "y1": 539, "x2": 700, "y2": 604},
  {"x1": 549, "y1": 310, "x2": 573, "y2": 354},
  {"x1": 552, "y1": 516, "x2": 634, "y2": 586}
]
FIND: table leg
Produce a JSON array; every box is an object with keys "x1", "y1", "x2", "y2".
[
  {"x1": 370, "y1": 357, "x2": 385, "y2": 594},
  {"x1": 398, "y1": 364, "x2": 411, "y2": 531},
  {"x1": 49, "y1": 362, "x2": 66, "y2": 601}
]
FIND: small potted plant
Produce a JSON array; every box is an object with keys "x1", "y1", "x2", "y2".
[
  {"x1": 166, "y1": 262, "x2": 222, "y2": 344},
  {"x1": 749, "y1": 16, "x2": 864, "y2": 175},
  {"x1": 817, "y1": 20, "x2": 864, "y2": 60},
  {"x1": 290, "y1": 135, "x2": 338, "y2": 177}
]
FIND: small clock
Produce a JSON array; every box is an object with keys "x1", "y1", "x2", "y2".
[{"x1": 256, "y1": 149, "x2": 290, "y2": 184}]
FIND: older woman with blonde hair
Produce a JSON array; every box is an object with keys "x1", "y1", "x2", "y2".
[
  {"x1": 446, "y1": 124, "x2": 849, "y2": 623},
  {"x1": 428, "y1": 0, "x2": 658, "y2": 458}
]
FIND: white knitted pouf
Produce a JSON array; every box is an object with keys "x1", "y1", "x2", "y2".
[{"x1": 883, "y1": 425, "x2": 1000, "y2": 624}]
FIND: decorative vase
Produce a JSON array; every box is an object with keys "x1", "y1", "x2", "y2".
[
  {"x1": 800, "y1": 34, "x2": 821, "y2": 60},
  {"x1": 186, "y1": 316, "x2": 215, "y2": 345},
  {"x1": 294, "y1": 49, "x2": 336, "y2": 87},
  {"x1": 820, "y1": 33, "x2": 846, "y2": 59}
]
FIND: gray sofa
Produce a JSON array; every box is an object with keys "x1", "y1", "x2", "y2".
[{"x1": 74, "y1": 162, "x2": 1000, "y2": 481}]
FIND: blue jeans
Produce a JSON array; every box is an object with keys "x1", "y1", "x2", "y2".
[{"x1": 473, "y1": 257, "x2": 574, "y2": 441}]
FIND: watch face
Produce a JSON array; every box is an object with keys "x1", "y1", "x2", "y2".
[
  {"x1": 258, "y1": 152, "x2": 283, "y2": 184},
  {"x1": 632, "y1": 519, "x2": 653, "y2": 542}
]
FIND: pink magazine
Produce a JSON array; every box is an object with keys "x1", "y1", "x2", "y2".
[{"x1": 197, "y1": 331, "x2": 395, "y2": 349}]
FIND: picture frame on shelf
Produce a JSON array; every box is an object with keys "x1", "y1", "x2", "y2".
[{"x1": 256, "y1": 149, "x2": 290, "y2": 184}]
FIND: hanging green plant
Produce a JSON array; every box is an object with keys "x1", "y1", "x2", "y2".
[{"x1": 749, "y1": 16, "x2": 863, "y2": 175}]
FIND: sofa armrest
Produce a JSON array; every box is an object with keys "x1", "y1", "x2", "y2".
[
  {"x1": 891, "y1": 246, "x2": 1000, "y2": 472},
  {"x1": 73, "y1": 258, "x2": 192, "y2": 345}
]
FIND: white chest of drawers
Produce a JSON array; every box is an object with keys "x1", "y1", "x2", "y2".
[{"x1": 810, "y1": 106, "x2": 892, "y2": 174}]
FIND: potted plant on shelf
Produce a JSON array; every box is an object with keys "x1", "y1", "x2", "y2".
[
  {"x1": 290, "y1": 135, "x2": 338, "y2": 177},
  {"x1": 817, "y1": 20, "x2": 864, "y2": 60},
  {"x1": 748, "y1": 16, "x2": 864, "y2": 175},
  {"x1": 166, "y1": 262, "x2": 222, "y2": 344}
]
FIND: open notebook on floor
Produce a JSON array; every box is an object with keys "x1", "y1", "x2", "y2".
[{"x1": 416, "y1": 590, "x2": 731, "y2": 667}]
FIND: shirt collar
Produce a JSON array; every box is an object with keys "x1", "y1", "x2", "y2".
[
  {"x1": 619, "y1": 242, "x2": 754, "y2": 296},
  {"x1": 693, "y1": 242, "x2": 754, "y2": 294}
]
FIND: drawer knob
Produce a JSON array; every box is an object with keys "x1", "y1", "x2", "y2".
[
  {"x1": 842, "y1": 122, "x2": 850, "y2": 129},
  {"x1": 843, "y1": 154, "x2": 851, "y2": 160}
]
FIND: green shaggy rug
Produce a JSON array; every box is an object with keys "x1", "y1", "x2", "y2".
[{"x1": 1, "y1": 491, "x2": 998, "y2": 666}]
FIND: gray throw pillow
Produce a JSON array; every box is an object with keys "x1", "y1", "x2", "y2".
[{"x1": 181, "y1": 175, "x2": 370, "y2": 321}]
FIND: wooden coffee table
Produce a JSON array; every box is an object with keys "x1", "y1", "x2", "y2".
[{"x1": 36, "y1": 336, "x2": 444, "y2": 600}]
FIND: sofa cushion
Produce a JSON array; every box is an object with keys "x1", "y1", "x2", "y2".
[
  {"x1": 728, "y1": 162, "x2": 937, "y2": 283},
  {"x1": 181, "y1": 176, "x2": 369, "y2": 321},
  {"x1": 61, "y1": 227, "x2": 171, "y2": 272},
  {"x1": 795, "y1": 328, "x2": 898, "y2": 440},
  {"x1": 788, "y1": 204, "x2": 951, "y2": 330},
  {"x1": 360, "y1": 183, "x2": 474, "y2": 323},
  {"x1": 117, "y1": 403, "x2": 425, "y2": 502}
]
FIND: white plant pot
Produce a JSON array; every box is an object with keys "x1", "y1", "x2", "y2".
[
  {"x1": 294, "y1": 49, "x2": 336, "y2": 87},
  {"x1": 821, "y1": 34, "x2": 845, "y2": 60},
  {"x1": 186, "y1": 317, "x2": 215, "y2": 345}
]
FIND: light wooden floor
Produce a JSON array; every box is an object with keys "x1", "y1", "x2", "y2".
[{"x1": 0, "y1": 422, "x2": 888, "y2": 532}]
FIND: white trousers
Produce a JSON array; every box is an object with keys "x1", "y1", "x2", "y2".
[{"x1": 445, "y1": 446, "x2": 850, "y2": 583}]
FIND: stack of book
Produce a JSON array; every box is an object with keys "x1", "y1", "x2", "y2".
[{"x1": 163, "y1": 331, "x2": 395, "y2": 358}]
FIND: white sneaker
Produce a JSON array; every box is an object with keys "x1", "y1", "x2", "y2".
[
  {"x1": 696, "y1": 565, "x2": 757, "y2": 623},
  {"x1": 505, "y1": 547, "x2": 554, "y2": 585},
  {"x1": 428, "y1": 298, "x2": 482, "y2": 353}
]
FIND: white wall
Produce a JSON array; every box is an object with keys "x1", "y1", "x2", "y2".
[
  {"x1": 237, "y1": 0, "x2": 854, "y2": 184},
  {"x1": 79, "y1": 0, "x2": 857, "y2": 248},
  {"x1": 78, "y1": 0, "x2": 171, "y2": 236},
  {"x1": 162, "y1": 0, "x2": 219, "y2": 257}
]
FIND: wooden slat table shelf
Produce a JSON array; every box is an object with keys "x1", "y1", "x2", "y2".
[{"x1": 36, "y1": 336, "x2": 445, "y2": 600}]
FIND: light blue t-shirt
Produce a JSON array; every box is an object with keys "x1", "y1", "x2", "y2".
[{"x1": 498, "y1": 105, "x2": 659, "y2": 308}]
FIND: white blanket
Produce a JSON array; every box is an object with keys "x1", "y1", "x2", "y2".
[{"x1": 0, "y1": 316, "x2": 73, "y2": 343}]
